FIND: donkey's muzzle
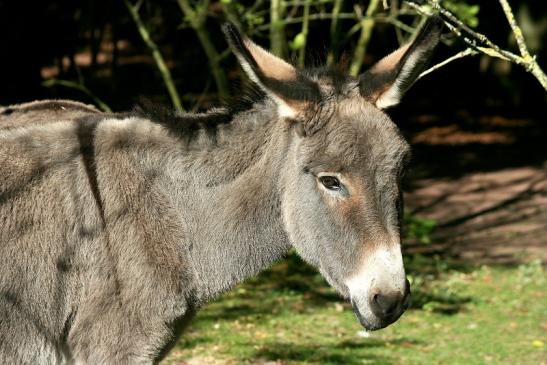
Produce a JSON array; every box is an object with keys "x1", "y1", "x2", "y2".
[
  {"x1": 369, "y1": 278, "x2": 411, "y2": 328},
  {"x1": 352, "y1": 278, "x2": 410, "y2": 331}
]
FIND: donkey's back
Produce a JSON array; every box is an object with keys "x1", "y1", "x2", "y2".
[
  {"x1": 0, "y1": 100, "x2": 100, "y2": 129},
  {"x1": 0, "y1": 100, "x2": 191, "y2": 363}
]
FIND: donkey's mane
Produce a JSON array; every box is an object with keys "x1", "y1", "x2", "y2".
[
  {"x1": 124, "y1": 87, "x2": 272, "y2": 150},
  {"x1": 131, "y1": 65, "x2": 350, "y2": 141},
  {"x1": 132, "y1": 87, "x2": 264, "y2": 134}
]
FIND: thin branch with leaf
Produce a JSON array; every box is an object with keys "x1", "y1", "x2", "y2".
[{"x1": 406, "y1": 0, "x2": 547, "y2": 90}]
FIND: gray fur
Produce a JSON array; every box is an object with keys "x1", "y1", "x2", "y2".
[{"x1": 0, "y1": 18, "x2": 441, "y2": 364}]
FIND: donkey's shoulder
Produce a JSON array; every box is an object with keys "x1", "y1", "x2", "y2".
[{"x1": 0, "y1": 99, "x2": 101, "y2": 130}]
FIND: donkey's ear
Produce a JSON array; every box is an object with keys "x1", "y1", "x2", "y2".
[
  {"x1": 222, "y1": 23, "x2": 320, "y2": 118},
  {"x1": 359, "y1": 16, "x2": 443, "y2": 109}
]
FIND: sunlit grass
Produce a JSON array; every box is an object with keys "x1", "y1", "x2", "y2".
[{"x1": 164, "y1": 255, "x2": 546, "y2": 365}]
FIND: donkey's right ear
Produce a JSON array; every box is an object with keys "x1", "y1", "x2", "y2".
[{"x1": 222, "y1": 23, "x2": 320, "y2": 119}]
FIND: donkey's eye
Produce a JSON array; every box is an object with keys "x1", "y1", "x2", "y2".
[{"x1": 319, "y1": 176, "x2": 341, "y2": 191}]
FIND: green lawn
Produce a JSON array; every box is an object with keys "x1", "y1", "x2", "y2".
[{"x1": 164, "y1": 254, "x2": 546, "y2": 365}]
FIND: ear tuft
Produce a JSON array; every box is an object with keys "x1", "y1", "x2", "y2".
[{"x1": 359, "y1": 15, "x2": 443, "y2": 109}]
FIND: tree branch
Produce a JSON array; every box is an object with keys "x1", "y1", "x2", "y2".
[
  {"x1": 498, "y1": 0, "x2": 546, "y2": 89},
  {"x1": 270, "y1": 0, "x2": 287, "y2": 57},
  {"x1": 297, "y1": 0, "x2": 312, "y2": 67},
  {"x1": 404, "y1": 0, "x2": 547, "y2": 91},
  {"x1": 42, "y1": 79, "x2": 112, "y2": 112},
  {"x1": 350, "y1": 0, "x2": 381, "y2": 76},
  {"x1": 124, "y1": 0, "x2": 183, "y2": 110},
  {"x1": 418, "y1": 48, "x2": 478, "y2": 80},
  {"x1": 177, "y1": 0, "x2": 229, "y2": 99},
  {"x1": 498, "y1": 0, "x2": 529, "y2": 59}
]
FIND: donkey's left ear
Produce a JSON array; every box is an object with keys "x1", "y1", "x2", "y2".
[
  {"x1": 222, "y1": 23, "x2": 320, "y2": 119},
  {"x1": 359, "y1": 16, "x2": 443, "y2": 109}
]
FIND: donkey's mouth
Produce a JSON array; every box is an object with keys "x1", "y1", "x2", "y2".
[
  {"x1": 351, "y1": 300, "x2": 404, "y2": 331},
  {"x1": 351, "y1": 300, "x2": 380, "y2": 331}
]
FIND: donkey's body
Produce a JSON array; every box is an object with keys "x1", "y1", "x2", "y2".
[
  {"x1": 0, "y1": 99, "x2": 296, "y2": 363},
  {"x1": 0, "y1": 18, "x2": 442, "y2": 364}
]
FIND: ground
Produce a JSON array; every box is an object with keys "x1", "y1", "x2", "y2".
[
  {"x1": 162, "y1": 258, "x2": 545, "y2": 365},
  {"x1": 403, "y1": 110, "x2": 547, "y2": 264},
  {"x1": 162, "y1": 112, "x2": 547, "y2": 365}
]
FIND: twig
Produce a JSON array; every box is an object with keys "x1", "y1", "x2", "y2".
[
  {"x1": 42, "y1": 79, "x2": 112, "y2": 112},
  {"x1": 124, "y1": 0, "x2": 183, "y2": 110},
  {"x1": 418, "y1": 48, "x2": 478, "y2": 80},
  {"x1": 441, "y1": 19, "x2": 512, "y2": 61},
  {"x1": 177, "y1": 0, "x2": 229, "y2": 99},
  {"x1": 297, "y1": 0, "x2": 312, "y2": 67},
  {"x1": 191, "y1": 77, "x2": 212, "y2": 112},
  {"x1": 270, "y1": 0, "x2": 286, "y2": 57},
  {"x1": 498, "y1": 0, "x2": 529, "y2": 60},
  {"x1": 327, "y1": 0, "x2": 344, "y2": 65},
  {"x1": 255, "y1": 13, "x2": 359, "y2": 32},
  {"x1": 498, "y1": 0, "x2": 546, "y2": 89},
  {"x1": 330, "y1": 1, "x2": 345, "y2": 38},
  {"x1": 390, "y1": 0, "x2": 405, "y2": 44},
  {"x1": 283, "y1": 0, "x2": 332, "y2": 5},
  {"x1": 405, "y1": 0, "x2": 547, "y2": 91},
  {"x1": 428, "y1": 2, "x2": 518, "y2": 62},
  {"x1": 350, "y1": 0, "x2": 381, "y2": 76},
  {"x1": 383, "y1": 15, "x2": 416, "y2": 35},
  {"x1": 221, "y1": 1, "x2": 242, "y2": 30}
]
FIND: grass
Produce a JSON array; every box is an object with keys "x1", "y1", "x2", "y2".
[{"x1": 163, "y1": 253, "x2": 546, "y2": 365}]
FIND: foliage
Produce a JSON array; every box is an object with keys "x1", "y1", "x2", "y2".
[
  {"x1": 3, "y1": 0, "x2": 544, "y2": 109},
  {"x1": 442, "y1": 1, "x2": 480, "y2": 27},
  {"x1": 404, "y1": 213, "x2": 437, "y2": 244}
]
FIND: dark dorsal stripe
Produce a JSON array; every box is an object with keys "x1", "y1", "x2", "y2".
[{"x1": 75, "y1": 116, "x2": 106, "y2": 225}]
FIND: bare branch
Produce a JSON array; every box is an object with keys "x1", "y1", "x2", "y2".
[
  {"x1": 498, "y1": 0, "x2": 529, "y2": 59},
  {"x1": 297, "y1": 0, "x2": 312, "y2": 67},
  {"x1": 418, "y1": 48, "x2": 478, "y2": 80},
  {"x1": 498, "y1": 0, "x2": 547, "y2": 89},
  {"x1": 404, "y1": 0, "x2": 547, "y2": 91},
  {"x1": 124, "y1": 0, "x2": 183, "y2": 110},
  {"x1": 177, "y1": 0, "x2": 229, "y2": 99},
  {"x1": 42, "y1": 79, "x2": 112, "y2": 112},
  {"x1": 270, "y1": 0, "x2": 286, "y2": 57},
  {"x1": 349, "y1": 0, "x2": 381, "y2": 76}
]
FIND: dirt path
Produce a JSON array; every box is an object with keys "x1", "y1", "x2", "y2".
[
  {"x1": 401, "y1": 111, "x2": 547, "y2": 264},
  {"x1": 406, "y1": 164, "x2": 547, "y2": 264}
]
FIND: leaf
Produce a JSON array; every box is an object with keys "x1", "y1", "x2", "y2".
[
  {"x1": 444, "y1": 1, "x2": 480, "y2": 28},
  {"x1": 290, "y1": 33, "x2": 306, "y2": 50}
]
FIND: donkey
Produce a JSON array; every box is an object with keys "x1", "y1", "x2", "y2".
[{"x1": 0, "y1": 17, "x2": 442, "y2": 364}]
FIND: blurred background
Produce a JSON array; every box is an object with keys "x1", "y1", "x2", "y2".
[{"x1": 0, "y1": 0, "x2": 545, "y2": 364}]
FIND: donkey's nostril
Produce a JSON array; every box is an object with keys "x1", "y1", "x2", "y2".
[{"x1": 371, "y1": 292, "x2": 402, "y2": 318}]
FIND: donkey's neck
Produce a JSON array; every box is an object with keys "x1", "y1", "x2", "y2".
[{"x1": 166, "y1": 100, "x2": 292, "y2": 304}]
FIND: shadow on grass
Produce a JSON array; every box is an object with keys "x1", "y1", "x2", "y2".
[
  {"x1": 403, "y1": 253, "x2": 474, "y2": 314},
  {"x1": 409, "y1": 289, "x2": 472, "y2": 314},
  {"x1": 176, "y1": 333, "x2": 215, "y2": 349},
  {"x1": 252, "y1": 338, "x2": 420, "y2": 365},
  {"x1": 196, "y1": 251, "x2": 474, "y2": 324}
]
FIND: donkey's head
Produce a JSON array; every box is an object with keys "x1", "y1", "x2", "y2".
[{"x1": 223, "y1": 17, "x2": 442, "y2": 331}]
